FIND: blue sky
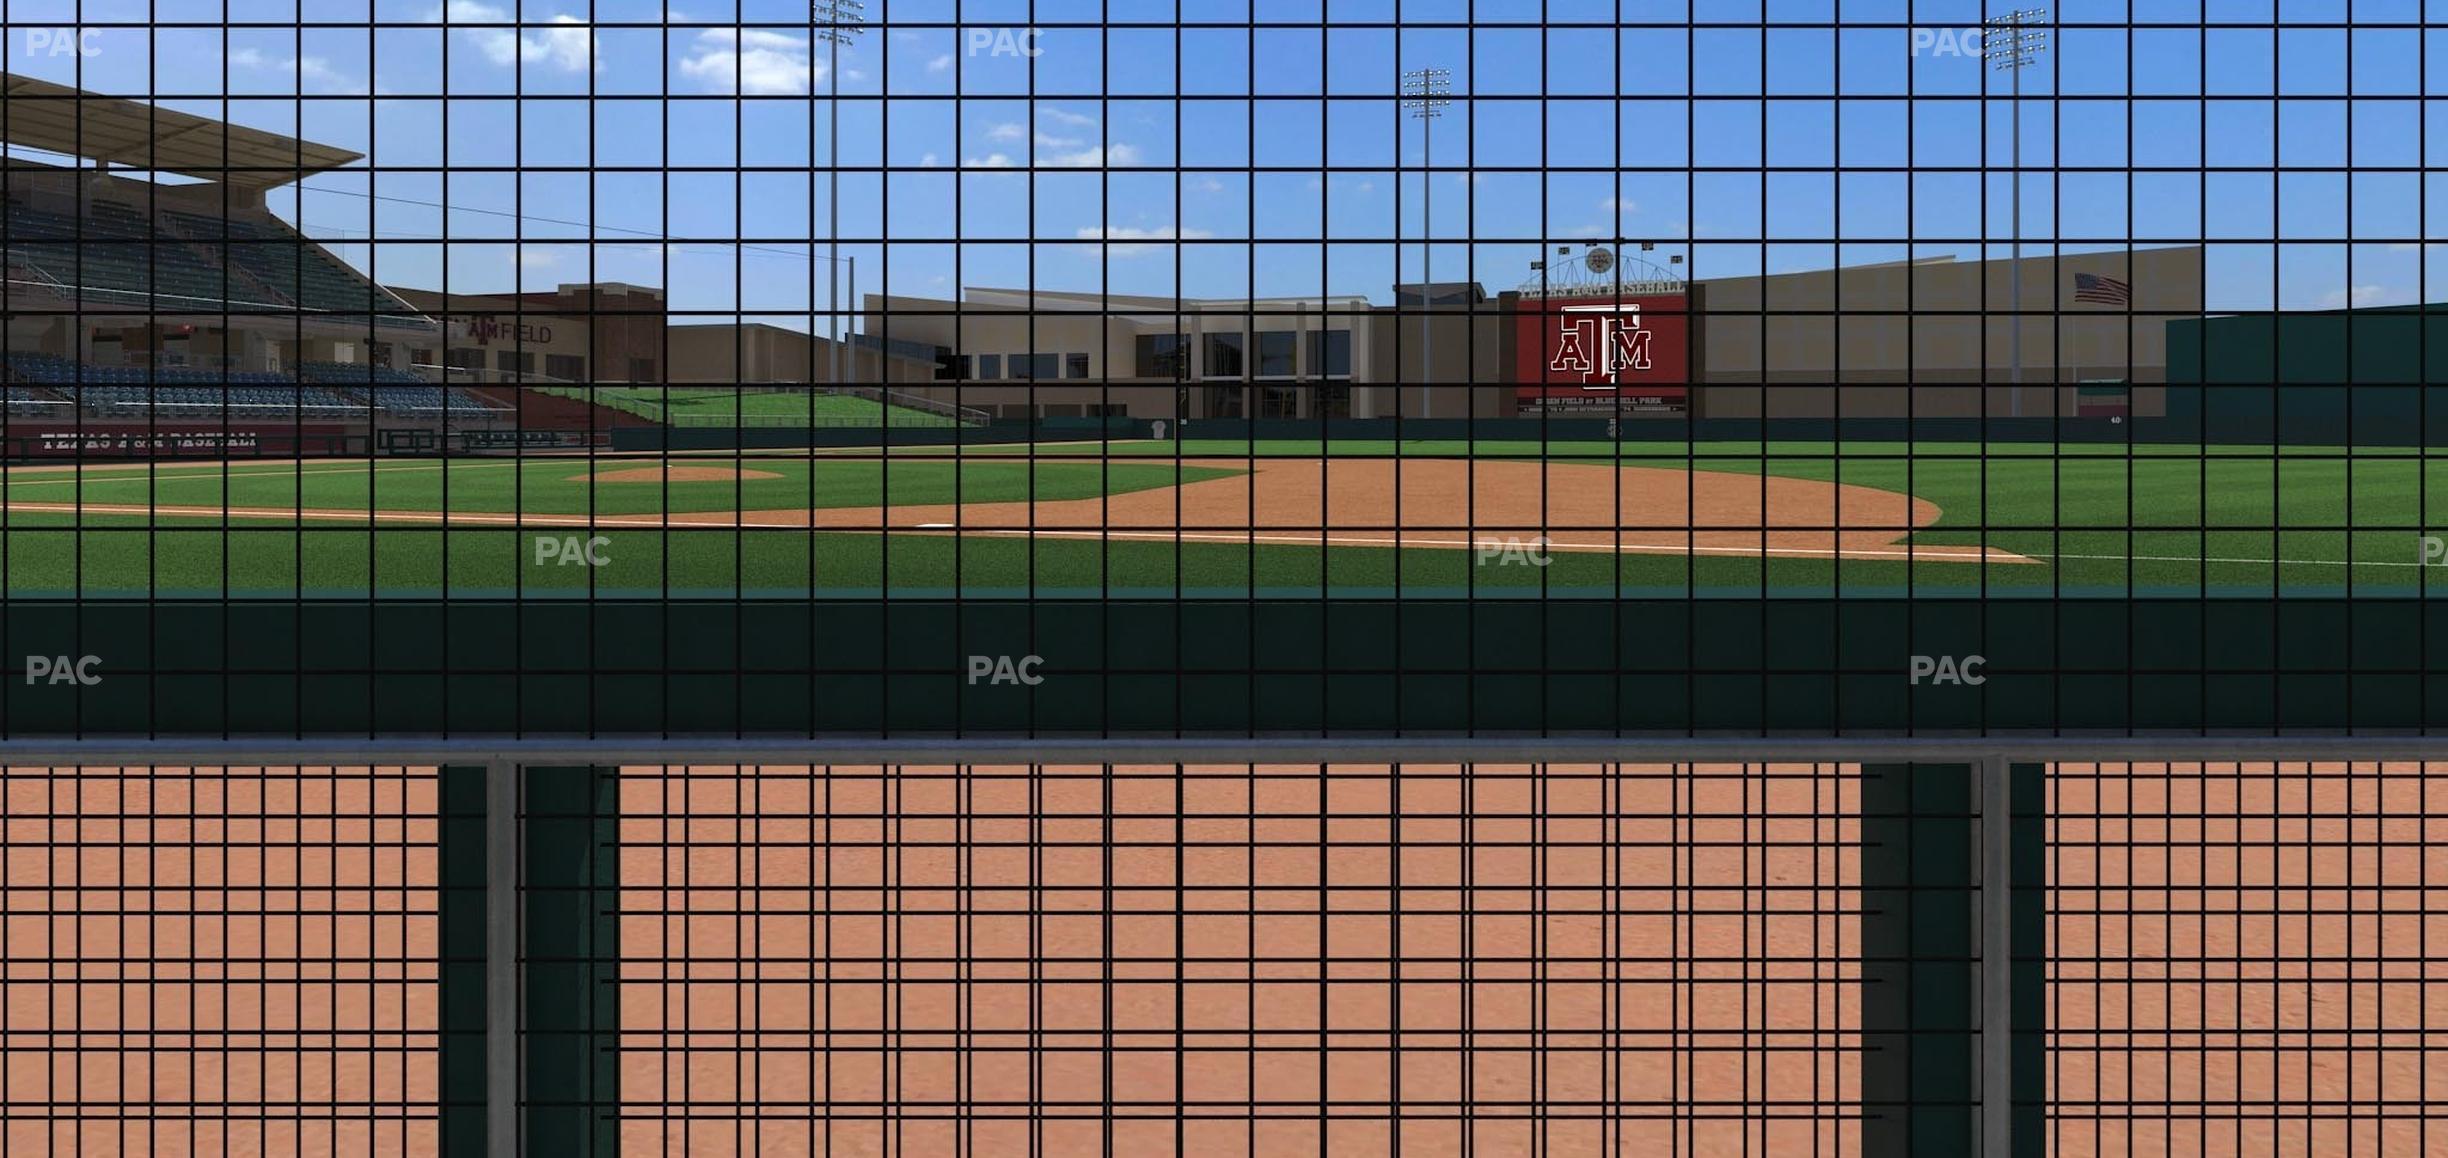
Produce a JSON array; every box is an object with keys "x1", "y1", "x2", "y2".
[{"x1": 3, "y1": 0, "x2": 2444, "y2": 332}]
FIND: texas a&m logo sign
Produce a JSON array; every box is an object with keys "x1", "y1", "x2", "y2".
[
  {"x1": 1550, "y1": 304, "x2": 1655, "y2": 380},
  {"x1": 1514, "y1": 294, "x2": 1690, "y2": 411}
]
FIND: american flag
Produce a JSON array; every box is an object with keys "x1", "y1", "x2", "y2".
[{"x1": 2073, "y1": 272, "x2": 2131, "y2": 306}]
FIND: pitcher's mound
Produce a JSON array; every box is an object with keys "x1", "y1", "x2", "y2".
[{"x1": 575, "y1": 465, "x2": 784, "y2": 484}]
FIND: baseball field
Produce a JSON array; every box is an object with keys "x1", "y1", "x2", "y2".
[{"x1": 2, "y1": 439, "x2": 2442, "y2": 597}]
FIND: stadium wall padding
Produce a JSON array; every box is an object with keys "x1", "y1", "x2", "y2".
[{"x1": 5, "y1": 598, "x2": 2441, "y2": 735}]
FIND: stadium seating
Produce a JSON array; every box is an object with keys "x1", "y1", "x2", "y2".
[
  {"x1": 4, "y1": 195, "x2": 422, "y2": 321},
  {"x1": 297, "y1": 362, "x2": 508, "y2": 416},
  {"x1": 161, "y1": 211, "x2": 420, "y2": 319},
  {"x1": 1, "y1": 387, "x2": 72, "y2": 416},
  {"x1": 5, "y1": 197, "x2": 284, "y2": 310},
  {"x1": 0, "y1": 354, "x2": 514, "y2": 418}
]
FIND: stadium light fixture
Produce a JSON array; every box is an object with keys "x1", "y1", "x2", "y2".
[
  {"x1": 815, "y1": 0, "x2": 868, "y2": 389},
  {"x1": 1401, "y1": 67, "x2": 1452, "y2": 420},
  {"x1": 1983, "y1": 9, "x2": 2047, "y2": 417}
]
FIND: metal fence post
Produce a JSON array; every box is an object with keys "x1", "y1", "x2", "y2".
[
  {"x1": 487, "y1": 761, "x2": 521, "y2": 1157},
  {"x1": 1981, "y1": 756, "x2": 2012, "y2": 1158}
]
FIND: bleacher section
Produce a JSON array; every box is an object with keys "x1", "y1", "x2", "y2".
[
  {"x1": 161, "y1": 212, "x2": 422, "y2": 320},
  {"x1": 4, "y1": 194, "x2": 423, "y2": 322},
  {"x1": 5, "y1": 197, "x2": 283, "y2": 310},
  {"x1": 3, "y1": 354, "x2": 509, "y2": 419},
  {"x1": 297, "y1": 362, "x2": 504, "y2": 416}
]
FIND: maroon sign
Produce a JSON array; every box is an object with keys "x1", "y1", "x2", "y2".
[
  {"x1": 1514, "y1": 294, "x2": 1692, "y2": 412},
  {"x1": 8, "y1": 424, "x2": 356, "y2": 458}
]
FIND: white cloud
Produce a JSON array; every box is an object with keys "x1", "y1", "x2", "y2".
[
  {"x1": 2318, "y1": 284, "x2": 2390, "y2": 310},
  {"x1": 1044, "y1": 142, "x2": 1142, "y2": 168},
  {"x1": 225, "y1": 47, "x2": 365, "y2": 93},
  {"x1": 986, "y1": 122, "x2": 1028, "y2": 142},
  {"x1": 1194, "y1": 178, "x2": 1225, "y2": 194},
  {"x1": 962, "y1": 153, "x2": 1019, "y2": 169},
  {"x1": 679, "y1": 28, "x2": 824, "y2": 94},
  {"x1": 1039, "y1": 106, "x2": 1097, "y2": 128},
  {"x1": 1603, "y1": 196, "x2": 1638, "y2": 214},
  {"x1": 927, "y1": 53, "x2": 953, "y2": 73},
  {"x1": 919, "y1": 152, "x2": 942, "y2": 168},
  {"x1": 434, "y1": 1, "x2": 599, "y2": 74},
  {"x1": 1076, "y1": 224, "x2": 1214, "y2": 257}
]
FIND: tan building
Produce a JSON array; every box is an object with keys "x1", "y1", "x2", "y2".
[
  {"x1": 1688, "y1": 245, "x2": 2204, "y2": 419},
  {"x1": 383, "y1": 283, "x2": 941, "y2": 388},
  {"x1": 664, "y1": 323, "x2": 939, "y2": 386},
  {"x1": 368, "y1": 246, "x2": 2203, "y2": 423},
  {"x1": 864, "y1": 284, "x2": 1512, "y2": 421},
  {"x1": 386, "y1": 283, "x2": 666, "y2": 384},
  {"x1": 859, "y1": 249, "x2": 2201, "y2": 422}
]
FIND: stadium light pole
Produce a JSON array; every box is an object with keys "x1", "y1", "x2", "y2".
[
  {"x1": 1402, "y1": 67, "x2": 1451, "y2": 421},
  {"x1": 815, "y1": 0, "x2": 867, "y2": 390},
  {"x1": 1984, "y1": 10, "x2": 2047, "y2": 419}
]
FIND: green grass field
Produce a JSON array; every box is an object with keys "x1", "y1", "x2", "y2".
[
  {"x1": 0, "y1": 457, "x2": 1233, "y2": 516},
  {"x1": 7, "y1": 442, "x2": 2446, "y2": 597},
  {"x1": 570, "y1": 386, "x2": 963, "y2": 427}
]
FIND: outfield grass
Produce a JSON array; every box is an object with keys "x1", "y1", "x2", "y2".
[
  {"x1": 0, "y1": 457, "x2": 1236, "y2": 517},
  {"x1": 9, "y1": 443, "x2": 2448, "y2": 597},
  {"x1": 576, "y1": 386, "x2": 961, "y2": 427}
]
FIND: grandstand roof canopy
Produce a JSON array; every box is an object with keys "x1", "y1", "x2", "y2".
[{"x1": 1, "y1": 73, "x2": 361, "y2": 189}]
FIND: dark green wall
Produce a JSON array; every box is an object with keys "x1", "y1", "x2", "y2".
[{"x1": 4, "y1": 597, "x2": 2440, "y2": 735}]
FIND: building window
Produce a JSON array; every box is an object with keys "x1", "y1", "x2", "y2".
[
  {"x1": 1205, "y1": 333, "x2": 1246, "y2": 379},
  {"x1": 544, "y1": 354, "x2": 585, "y2": 382},
  {"x1": 1256, "y1": 331, "x2": 1296, "y2": 378},
  {"x1": 1014, "y1": 353, "x2": 1059, "y2": 380},
  {"x1": 1307, "y1": 330, "x2": 1353, "y2": 378},
  {"x1": 1066, "y1": 353, "x2": 1091, "y2": 379},
  {"x1": 496, "y1": 350, "x2": 535, "y2": 376},
  {"x1": 1315, "y1": 383, "x2": 1353, "y2": 419},
  {"x1": 974, "y1": 354, "x2": 1002, "y2": 379},
  {"x1": 1206, "y1": 385, "x2": 1245, "y2": 418},
  {"x1": 1257, "y1": 385, "x2": 1300, "y2": 418},
  {"x1": 445, "y1": 348, "x2": 484, "y2": 371},
  {"x1": 627, "y1": 357, "x2": 657, "y2": 382},
  {"x1": 1136, "y1": 334, "x2": 1188, "y2": 378}
]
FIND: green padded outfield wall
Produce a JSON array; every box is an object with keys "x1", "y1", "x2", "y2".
[{"x1": 3, "y1": 597, "x2": 2440, "y2": 735}]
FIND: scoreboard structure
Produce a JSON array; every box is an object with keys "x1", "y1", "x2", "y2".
[{"x1": 1511, "y1": 286, "x2": 1696, "y2": 415}]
